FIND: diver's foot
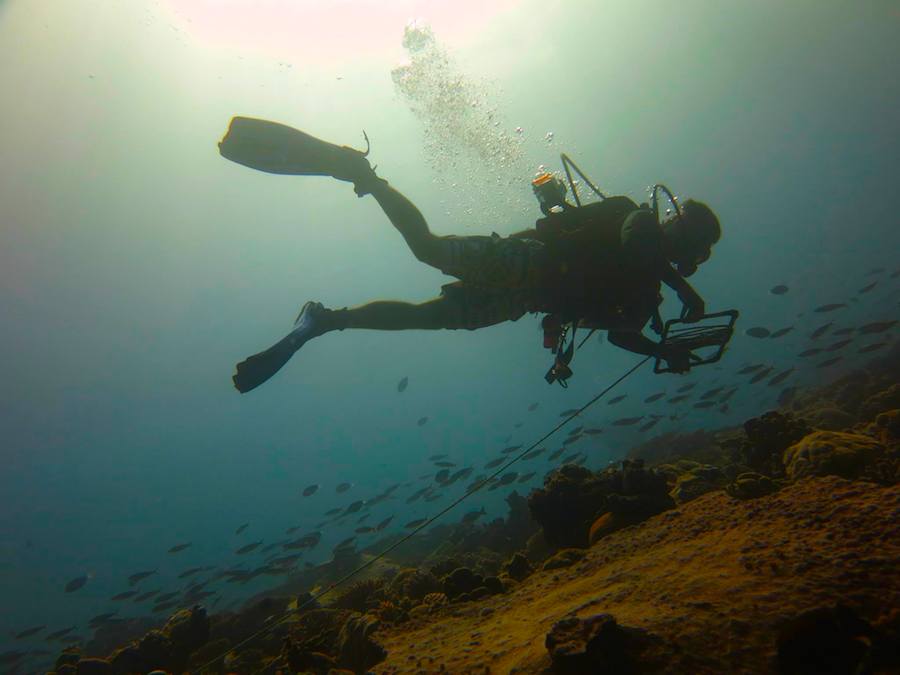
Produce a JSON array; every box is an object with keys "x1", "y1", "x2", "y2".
[
  {"x1": 289, "y1": 301, "x2": 332, "y2": 349},
  {"x1": 329, "y1": 149, "x2": 388, "y2": 197},
  {"x1": 231, "y1": 301, "x2": 335, "y2": 393}
]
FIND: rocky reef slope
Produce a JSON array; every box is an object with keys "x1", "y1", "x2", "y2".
[
  {"x1": 40, "y1": 345, "x2": 900, "y2": 674},
  {"x1": 373, "y1": 475, "x2": 899, "y2": 673}
]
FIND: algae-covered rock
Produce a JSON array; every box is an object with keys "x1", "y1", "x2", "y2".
[
  {"x1": 186, "y1": 637, "x2": 231, "y2": 671},
  {"x1": 777, "y1": 605, "x2": 885, "y2": 675},
  {"x1": 483, "y1": 575, "x2": 504, "y2": 595},
  {"x1": 408, "y1": 604, "x2": 431, "y2": 621},
  {"x1": 783, "y1": 431, "x2": 884, "y2": 481},
  {"x1": 524, "y1": 530, "x2": 554, "y2": 563},
  {"x1": 441, "y1": 567, "x2": 484, "y2": 600},
  {"x1": 55, "y1": 648, "x2": 80, "y2": 671},
  {"x1": 805, "y1": 406, "x2": 855, "y2": 431},
  {"x1": 742, "y1": 411, "x2": 810, "y2": 476},
  {"x1": 858, "y1": 383, "x2": 900, "y2": 422},
  {"x1": 409, "y1": 591, "x2": 450, "y2": 619},
  {"x1": 529, "y1": 461, "x2": 673, "y2": 549},
  {"x1": 545, "y1": 613, "x2": 662, "y2": 674},
  {"x1": 543, "y1": 548, "x2": 585, "y2": 571},
  {"x1": 874, "y1": 409, "x2": 900, "y2": 446},
  {"x1": 626, "y1": 428, "x2": 727, "y2": 466},
  {"x1": 725, "y1": 472, "x2": 778, "y2": 500},
  {"x1": 331, "y1": 578, "x2": 385, "y2": 613},
  {"x1": 503, "y1": 552, "x2": 533, "y2": 581},
  {"x1": 528, "y1": 464, "x2": 608, "y2": 549},
  {"x1": 288, "y1": 608, "x2": 356, "y2": 656},
  {"x1": 108, "y1": 627, "x2": 180, "y2": 674},
  {"x1": 335, "y1": 613, "x2": 387, "y2": 673},
  {"x1": 469, "y1": 586, "x2": 492, "y2": 601},
  {"x1": 370, "y1": 599, "x2": 408, "y2": 625},
  {"x1": 109, "y1": 644, "x2": 143, "y2": 674},
  {"x1": 387, "y1": 568, "x2": 441, "y2": 603},
  {"x1": 281, "y1": 636, "x2": 337, "y2": 675},
  {"x1": 162, "y1": 604, "x2": 209, "y2": 670},
  {"x1": 75, "y1": 657, "x2": 113, "y2": 675},
  {"x1": 669, "y1": 468, "x2": 724, "y2": 505}
]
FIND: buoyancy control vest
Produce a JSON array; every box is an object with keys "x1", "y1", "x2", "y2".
[{"x1": 532, "y1": 196, "x2": 664, "y2": 329}]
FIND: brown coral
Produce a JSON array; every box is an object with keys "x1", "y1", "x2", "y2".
[
  {"x1": 741, "y1": 411, "x2": 811, "y2": 476},
  {"x1": 783, "y1": 431, "x2": 884, "y2": 481},
  {"x1": 528, "y1": 461, "x2": 672, "y2": 550}
]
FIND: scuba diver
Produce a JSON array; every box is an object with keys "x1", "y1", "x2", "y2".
[{"x1": 219, "y1": 117, "x2": 721, "y2": 393}]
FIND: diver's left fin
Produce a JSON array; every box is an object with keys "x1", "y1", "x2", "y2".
[{"x1": 232, "y1": 335, "x2": 297, "y2": 393}]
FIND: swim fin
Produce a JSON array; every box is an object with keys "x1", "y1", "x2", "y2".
[
  {"x1": 232, "y1": 301, "x2": 329, "y2": 393},
  {"x1": 218, "y1": 116, "x2": 374, "y2": 184},
  {"x1": 232, "y1": 335, "x2": 297, "y2": 394}
]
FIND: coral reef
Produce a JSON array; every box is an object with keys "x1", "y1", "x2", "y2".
[
  {"x1": 740, "y1": 411, "x2": 811, "y2": 477},
  {"x1": 527, "y1": 460, "x2": 673, "y2": 549},
  {"x1": 41, "y1": 347, "x2": 900, "y2": 675},
  {"x1": 373, "y1": 476, "x2": 900, "y2": 673},
  {"x1": 782, "y1": 430, "x2": 885, "y2": 481}
]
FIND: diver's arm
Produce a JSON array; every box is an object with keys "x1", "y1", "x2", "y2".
[
  {"x1": 607, "y1": 330, "x2": 661, "y2": 357},
  {"x1": 608, "y1": 330, "x2": 691, "y2": 373},
  {"x1": 660, "y1": 264, "x2": 705, "y2": 321},
  {"x1": 509, "y1": 228, "x2": 539, "y2": 239}
]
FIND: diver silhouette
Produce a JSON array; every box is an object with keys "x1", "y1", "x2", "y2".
[{"x1": 219, "y1": 117, "x2": 720, "y2": 393}]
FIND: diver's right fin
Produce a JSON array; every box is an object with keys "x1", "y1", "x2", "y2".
[
  {"x1": 232, "y1": 335, "x2": 297, "y2": 393},
  {"x1": 218, "y1": 116, "x2": 372, "y2": 181},
  {"x1": 232, "y1": 301, "x2": 330, "y2": 393}
]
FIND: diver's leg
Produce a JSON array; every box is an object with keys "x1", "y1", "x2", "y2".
[
  {"x1": 232, "y1": 297, "x2": 464, "y2": 393},
  {"x1": 323, "y1": 284, "x2": 532, "y2": 333},
  {"x1": 232, "y1": 289, "x2": 529, "y2": 392},
  {"x1": 325, "y1": 297, "x2": 467, "y2": 331},
  {"x1": 360, "y1": 176, "x2": 546, "y2": 288},
  {"x1": 364, "y1": 180, "x2": 446, "y2": 268}
]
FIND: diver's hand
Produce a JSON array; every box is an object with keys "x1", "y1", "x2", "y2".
[
  {"x1": 658, "y1": 344, "x2": 693, "y2": 374},
  {"x1": 679, "y1": 294, "x2": 705, "y2": 323}
]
